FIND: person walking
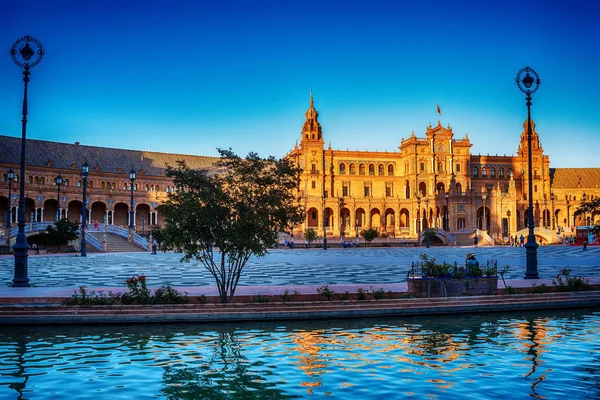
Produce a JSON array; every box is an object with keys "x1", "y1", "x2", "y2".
[
  {"x1": 473, "y1": 235, "x2": 478, "y2": 247},
  {"x1": 583, "y1": 239, "x2": 588, "y2": 251},
  {"x1": 304, "y1": 239, "x2": 309, "y2": 249},
  {"x1": 151, "y1": 238, "x2": 157, "y2": 255}
]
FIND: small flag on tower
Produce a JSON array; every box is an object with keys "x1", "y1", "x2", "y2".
[{"x1": 436, "y1": 103, "x2": 442, "y2": 115}]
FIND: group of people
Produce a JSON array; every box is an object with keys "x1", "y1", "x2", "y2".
[
  {"x1": 509, "y1": 234, "x2": 526, "y2": 247},
  {"x1": 339, "y1": 239, "x2": 357, "y2": 248},
  {"x1": 283, "y1": 238, "x2": 295, "y2": 249}
]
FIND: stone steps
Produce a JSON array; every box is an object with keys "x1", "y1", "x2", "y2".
[{"x1": 88, "y1": 232, "x2": 146, "y2": 252}]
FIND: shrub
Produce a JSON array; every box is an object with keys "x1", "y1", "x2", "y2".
[
  {"x1": 370, "y1": 287, "x2": 389, "y2": 300},
  {"x1": 63, "y1": 286, "x2": 122, "y2": 306},
  {"x1": 317, "y1": 285, "x2": 335, "y2": 301},
  {"x1": 531, "y1": 283, "x2": 550, "y2": 294},
  {"x1": 121, "y1": 275, "x2": 150, "y2": 304},
  {"x1": 152, "y1": 286, "x2": 189, "y2": 304},
  {"x1": 356, "y1": 287, "x2": 367, "y2": 301},
  {"x1": 505, "y1": 285, "x2": 516, "y2": 295},
  {"x1": 196, "y1": 294, "x2": 207, "y2": 304},
  {"x1": 281, "y1": 290, "x2": 299, "y2": 302},
  {"x1": 337, "y1": 291, "x2": 350, "y2": 301},
  {"x1": 553, "y1": 269, "x2": 590, "y2": 292},
  {"x1": 253, "y1": 294, "x2": 271, "y2": 303}
]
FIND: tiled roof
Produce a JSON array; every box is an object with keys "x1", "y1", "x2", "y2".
[
  {"x1": 551, "y1": 168, "x2": 600, "y2": 189},
  {"x1": 0, "y1": 135, "x2": 218, "y2": 176}
]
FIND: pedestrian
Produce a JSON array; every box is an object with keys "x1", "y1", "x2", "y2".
[
  {"x1": 583, "y1": 240, "x2": 588, "y2": 251},
  {"x1": 520, "y1": 234, "x2": 525, "y2": 247},
  {"x1": 473, "y1": 235, "x2": 478, "y2": 247},
  {"x1": 290, "y1": 239, "x2": 294, "y2": 249},
  {"x1": 304, "y1": 239, "x2": 309, "y2": 249},
  {"x1": 466, "y1": 252, "x2": 478, "y2": 273},
  {"x1": 152, "y1": 238, "x2": 157, "y2": 255},
  {"x1": 94, "y1": 219, "x2": 99, "y2": 230}
]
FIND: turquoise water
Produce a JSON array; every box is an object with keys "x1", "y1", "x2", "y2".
[{"x1": 1, "y1": 309, "x2": 599, "y2": 399}]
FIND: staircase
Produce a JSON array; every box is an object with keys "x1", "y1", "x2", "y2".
[
  {"x1": 88, "y1": 232, "x2": 146, "y2": 252},
  {"x1": 453, "y1": 232, "x2": 475, "y2": 246}
]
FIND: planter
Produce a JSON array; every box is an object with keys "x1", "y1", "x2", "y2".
[{"x1": 407, "y1": 277, "x2": 498, "y2": 298}]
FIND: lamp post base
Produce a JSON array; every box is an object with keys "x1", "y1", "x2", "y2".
[
  {"x1": 524, "y1": 239, "x2": 539, "y2": 279},
  {"x1": 12, "y1": 239, "x2": 30, "y2": 287}
]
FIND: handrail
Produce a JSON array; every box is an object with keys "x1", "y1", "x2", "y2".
[
  {"x1": 474, "y1": 228, "x2": 495, "y2": 246},
  {"x1": 133, "y1": 232, "x2": 149, "y2": 250},
  {"x1": 84, "y1": 232, "x2": 103, "y2": 251}
]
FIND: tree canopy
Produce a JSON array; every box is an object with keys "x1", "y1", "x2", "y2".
[
  {"x1": 40, "y1": 218, "x2": 79, "y2": 251},
  {"x1": 159, "y1": 149, "x2": 304, "y2": 303}
]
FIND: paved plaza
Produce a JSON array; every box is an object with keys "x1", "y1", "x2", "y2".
[{"x1": 1, "y1": 245, "x2": 598, "y2": 290}]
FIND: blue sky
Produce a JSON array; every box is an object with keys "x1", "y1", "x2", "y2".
[{"x1": 1, "y1": 0, "x2": 598, "y2": 167}]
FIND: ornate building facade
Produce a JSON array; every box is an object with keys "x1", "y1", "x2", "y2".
[
  {"x1": 287, "y1": 94, "x2": 600, "y2": 244},
  {"x1": 1, "y1": 94, "x2": 599, "y2": 245}
]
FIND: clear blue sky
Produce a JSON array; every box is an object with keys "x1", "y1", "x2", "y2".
[{"x1": 1, "y1": 0, "x2": 598, "y2": 167}]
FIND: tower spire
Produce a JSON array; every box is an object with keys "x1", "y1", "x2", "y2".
[{"x1": 301, "y1": 89, "x2": 322, "y2": 142}]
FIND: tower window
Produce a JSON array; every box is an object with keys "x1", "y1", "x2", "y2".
[{"x1": 311, "y1": 181, "x2": 316, "y2": 189}]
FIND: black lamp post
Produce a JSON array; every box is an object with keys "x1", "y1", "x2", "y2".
[
  {"x1": 482, "y1": 191, "x2": 487, "y2": 231},
  {"x1": 55, "y1": 174, "x2": 62, "y2": 221},
  {"x1": 10, "y1": 35, "x2": 44, "y2": 288},
  {"x1": 445, "y1": 192, "x2": 450, "y2": 231},
  {"x1": 550, "y1": 193, "x2": 556, "y2": 231},
  {"x1": 339, "y1": 197, "x2": 344, "y2": 238},
  {"x1": 129, "y1": 168, "x2": 136, "y2": 231},
  {"x1": 424, "y1": 197, "x2": 430, "y2": 248},
  {"x1": 416, "y1": 195, "x2": 421, "y2": 246},
  {"x1": 80, "y1": 162, "x2": 89, "y2": 257},
  {"x1": 516, "y1": 66, "x2": 541, "y2": 279},
  {"x1": 6, "y1": 169, "x2": 14, "y2": 228}
]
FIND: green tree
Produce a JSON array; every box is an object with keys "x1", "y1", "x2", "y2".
[
  {"x1": 304, "y1": 227, "x2": 317, "y2": 245},
  {"x1": 360, "y1": 228, "x2": 378, "y2": 245},
  {"x1": 159, "y1": 149, "x2": 305, "y2": 303},
  {"x1": 149, "y1": 225, "x2": 165, "y2": 246},
  {"x1": 42, "y1": 218, "x2": 79, "y2": 252}
]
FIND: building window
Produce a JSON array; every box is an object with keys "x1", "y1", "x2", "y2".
[
  {"x1": 507, "y1": 168, "x2": 512, "y2": 177},
  {"x1": 342, "y1": 185, "x2": 349, "y2": 197},
  {"x1": 364, "y1": 186, "x2": 370, "y2": 197},
  {"x1": 339, "y1": 163, "x2": 346, "y2": 175},
  {"x1": 385, "y1": 182, "x2": 393, "y2": 197},
  {"x1": 378, "y1": 164, "x2": 384, "y2": 175},
  {"x1": 369, "y1": 164, "x2": 375, "y2": 175},
  {"x1": 437, "y1": 162, "x2": 443, "y2": 172},
  {"x1": 28, "y1": 176, "x2": 33, "y2": 184},
  {"x1": 101, "y1": 181, "x2": 106, "y2": 189},
  {"x1": 123, "y1": 183, "x2": 128, "y2": 190},
  {"x1": 349, "y1": 164, "x2": 356, "y2": 175},
  {"x1": 359, "y1": 164, "x2": 366, "y2": 175},
  {"x1": 499, "y1": 167, "x2": 504, "y2": 178},
  {"x1": 534, "y1": 185, "x2": 538, "y2": 193},
  {"x1": 311, "y1": 181, "x2": 316, "y2": 189},
  {"x1": 312, "y1": 211, "x2": 317, "y2": 219},
  {"x1": 420, "y1": 162, "x2": 425, "y2": 172},
  {"x1": 456, "y1": 163, "x2": 461, "y2": 172},
  {"x1": 490, "y1": 167, "x2": 496, "y2": 177},
  {"x1": 481, "y1": 167, "x2": 487, "y2": 178},
  {"x1": 77, "y1": 180, "x2": 82, "y2": 187},
  {"x1": 473, "y1": 167, "x2": 479, "y2": 177},
  {"x1": 388, "y1": 165, "x2": 394, "y2": 175},
  {"x1": 311, "y1": 164, "x2": 317, "y2": 173}
]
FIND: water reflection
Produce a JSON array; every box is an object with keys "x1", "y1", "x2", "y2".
[{"x1": 0, "y1": 309, "x2": 598, "y2": 399}]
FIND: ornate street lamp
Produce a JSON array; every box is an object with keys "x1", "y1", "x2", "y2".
[
  {"x1": 80, "y1": 162, "x2": 89, "y2": 257},
  {"x1": 6, "y1": 169, "x2": 14, "y2": 228},
  {"x1": 416, "y1": 195, "x2": 421, "y2": 246},
  {"x1": 482, "y1": 191, "x2": 487, "y2": 231},
  {"x1": 10, "y1": 35, "x2": 45, "y2": 287},
  {"x1": 424, "y1": 197, "x2": 430, "y2": 248},
  {"x1": 444, "y1": 192, "x2": 450, "y2": 231},
  {"x1": 55, "y1": 174, "x2": 63, "y2": 221},
  {"x1": 339, "y1": 197, "x2": 344, "y2": 238},
  {"x1": 516, "y1": 66, "x2": 541, "y2": 279},
  {"x1": 550, "y1": 193, "x2": 556, "y2": 231},
  {"x1": 129, "y1": 168, "x2": 136, "y2": 232}
]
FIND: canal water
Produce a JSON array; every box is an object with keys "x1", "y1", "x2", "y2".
[{"x1": 1, "y1": 309, "x2": 599, "y2": 399}]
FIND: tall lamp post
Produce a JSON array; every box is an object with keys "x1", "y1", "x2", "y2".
[
  {"x1": 5, "y1": 169, "x2": 14, "y2": 245},
  {"x1": 55, "y1": 174, "x2": 62, "y2": 221},
  {"x1": 481, "y1": 191, "x2": 487, "y2": 232},
  {"x1": 550, "y1": 193, "x2": 556, "y2": 231},
  {"x1": 129, "y1": 168, "x2": 136, "y2": 234},
  {"x1": 80, "y1": 162, "x2": 89, "y2": 257},
  {"x1": 516, "y1": 66, "x2": 541, "y2": 279},
  {"x1": 10, "y1": 35, "x2": 45, "y2": 287},
  {"x1": 339, "y1": 197, "x2": 344, "y2": 238},
  {"x1": 416, "y1": 195, "x2": 421, "y2": 246},
  {"x1": 444, "y1": 192, "x2": 450, "y2": 231},
  {"x1": 424, "y1": 197, "x2": 430, "y2": 248}
]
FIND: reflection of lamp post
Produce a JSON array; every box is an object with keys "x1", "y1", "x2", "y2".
[
  {"x1": 11, "y1": 35, "x2": 45, "y2": 287},
  {"x1": 416, "y1": 195, "x2": 421, "y2": 246},
  {"x1": 444, "y1": 192, "x2": 450, "y2": 231},
  {"x1": 129, "y1": 168, "x2": 136, "y2": 232},
  {"x1": 80, "y1": 162, "x2": 89, "y2": 257},
  {"x1": 516, "y1": 65, "x2": 541, "y2": 279},
  {"x1": 55, "y1": 174, "x2": 62, "y2": 221},
  {"x1": 482, "y1": 191, "x2": 487, "y2": 231}
]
